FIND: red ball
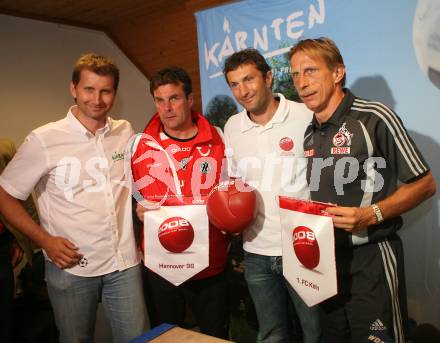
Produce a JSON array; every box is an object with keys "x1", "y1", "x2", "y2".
[
  {"x1": 207, "y1": 179, "x2": 257, "y2": 234},
  {"x1": 292, "y1": 226, "x2": 320, "y2": 269},
  {"x1": 158, "y1": 216, "x2": 194, "y2": 253}
]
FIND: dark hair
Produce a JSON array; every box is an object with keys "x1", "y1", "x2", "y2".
[
  {"x1": 223, "y1": 48, "x2": 271, "y2": 84},
  {"x1": 149, "y1": 67, "x2": 192, "y2": 97},
  {"x1": 72, "y1": 53, "x2": 119, "y2": 91},
  {"x1": 288, "y1": 37, "x2": 346, "y2": 87}
]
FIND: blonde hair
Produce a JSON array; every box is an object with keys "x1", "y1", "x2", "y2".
[
  {"x1": 289, "y1": 37, "x2": 346, "y2": 86},
  {"x1": 72, "y1": 53, "x2": 119, "y2": 90}
]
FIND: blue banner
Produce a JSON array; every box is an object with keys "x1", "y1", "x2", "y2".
[{"x1": 196, "y1": 0, "x2": 328, "y2": 122}]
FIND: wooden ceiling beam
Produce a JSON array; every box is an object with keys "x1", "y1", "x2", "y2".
[{"x1": 0, "y1": 0, "x2": 234, "y2": 112}]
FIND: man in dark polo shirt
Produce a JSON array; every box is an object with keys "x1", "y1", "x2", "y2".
[{"x1": 289, "y1": 37, "x2": 436, "y2": 343}]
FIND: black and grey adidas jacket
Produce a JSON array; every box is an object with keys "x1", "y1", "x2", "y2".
[{"x1": 303, "y1": 89, "x2": 430, "y2": 247}]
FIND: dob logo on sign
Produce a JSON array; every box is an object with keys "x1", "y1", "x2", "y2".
[
  {"x1": 292, "y1": 226, "x2": 320, "y2": 269},
  {"x1": 279, "y1": 196, "x2": 337, "y2": 306},
  {"x1": 158, "y1": 216, "x2": 194, "y2": 253}
]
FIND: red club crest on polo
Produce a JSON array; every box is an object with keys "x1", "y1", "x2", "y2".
[
  {"x1": 332, "y1": 132, "x2": 346, "y2": 147},
  {"x1": 279, "y1": 136, "x2": 294, "y2": 151},
  {"x1": 158, "y1": 216, "x2": 194, "y2": 253},
  {"x1": 292, "y1": 226, "x2": 320, "y2": 269}
]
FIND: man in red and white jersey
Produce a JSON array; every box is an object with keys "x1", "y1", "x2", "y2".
[{"x1": 132, "y1": 67, "x2": 229, "y2": 338}]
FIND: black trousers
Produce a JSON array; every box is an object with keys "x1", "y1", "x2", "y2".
[
  {"x1": 145, "y1": 269, "x2": 229, "y2": 339},
  {"x1": 320, "y1": 234, "x2": 408, "y2": 343},
  {"x1": 0, "y1": 232, "x2": 14, "y2": 343}
]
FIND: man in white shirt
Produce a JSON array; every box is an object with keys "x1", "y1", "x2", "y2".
[
  {"x1": 222, "y1": 48, "x2": 322, "y2": 343},
  {"x1": 0, "y1": 53, "x2": 147, "y2": 343}
]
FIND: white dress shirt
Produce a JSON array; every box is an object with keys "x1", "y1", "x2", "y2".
[
  {"x1": 224, "y1": 94, "x2": 312, "y2": 256},
  {"x1": 0, "y1": 107, "x2": 140, "y2": 276}
]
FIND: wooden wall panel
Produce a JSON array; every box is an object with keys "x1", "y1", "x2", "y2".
[
  {"x1": 1, "y1": 0, "x2": 234, "y2": 112},
  {"x1": 108, "y1": 0, "x2": 233, "y2": 113}
]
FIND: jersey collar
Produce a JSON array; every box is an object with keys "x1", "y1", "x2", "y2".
[
  {"x1": 145, "y1": 111, "x2": 213, "y2": 145},
  {"x1": 239, "y1": 93, "x2": 287, "y2": 132},
  {"x1": 66, "y1": 106, "x2": 112, "y2": 138},
  {"x1": 311, "y1": 89, "x2": 355, "y2": 131}
]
